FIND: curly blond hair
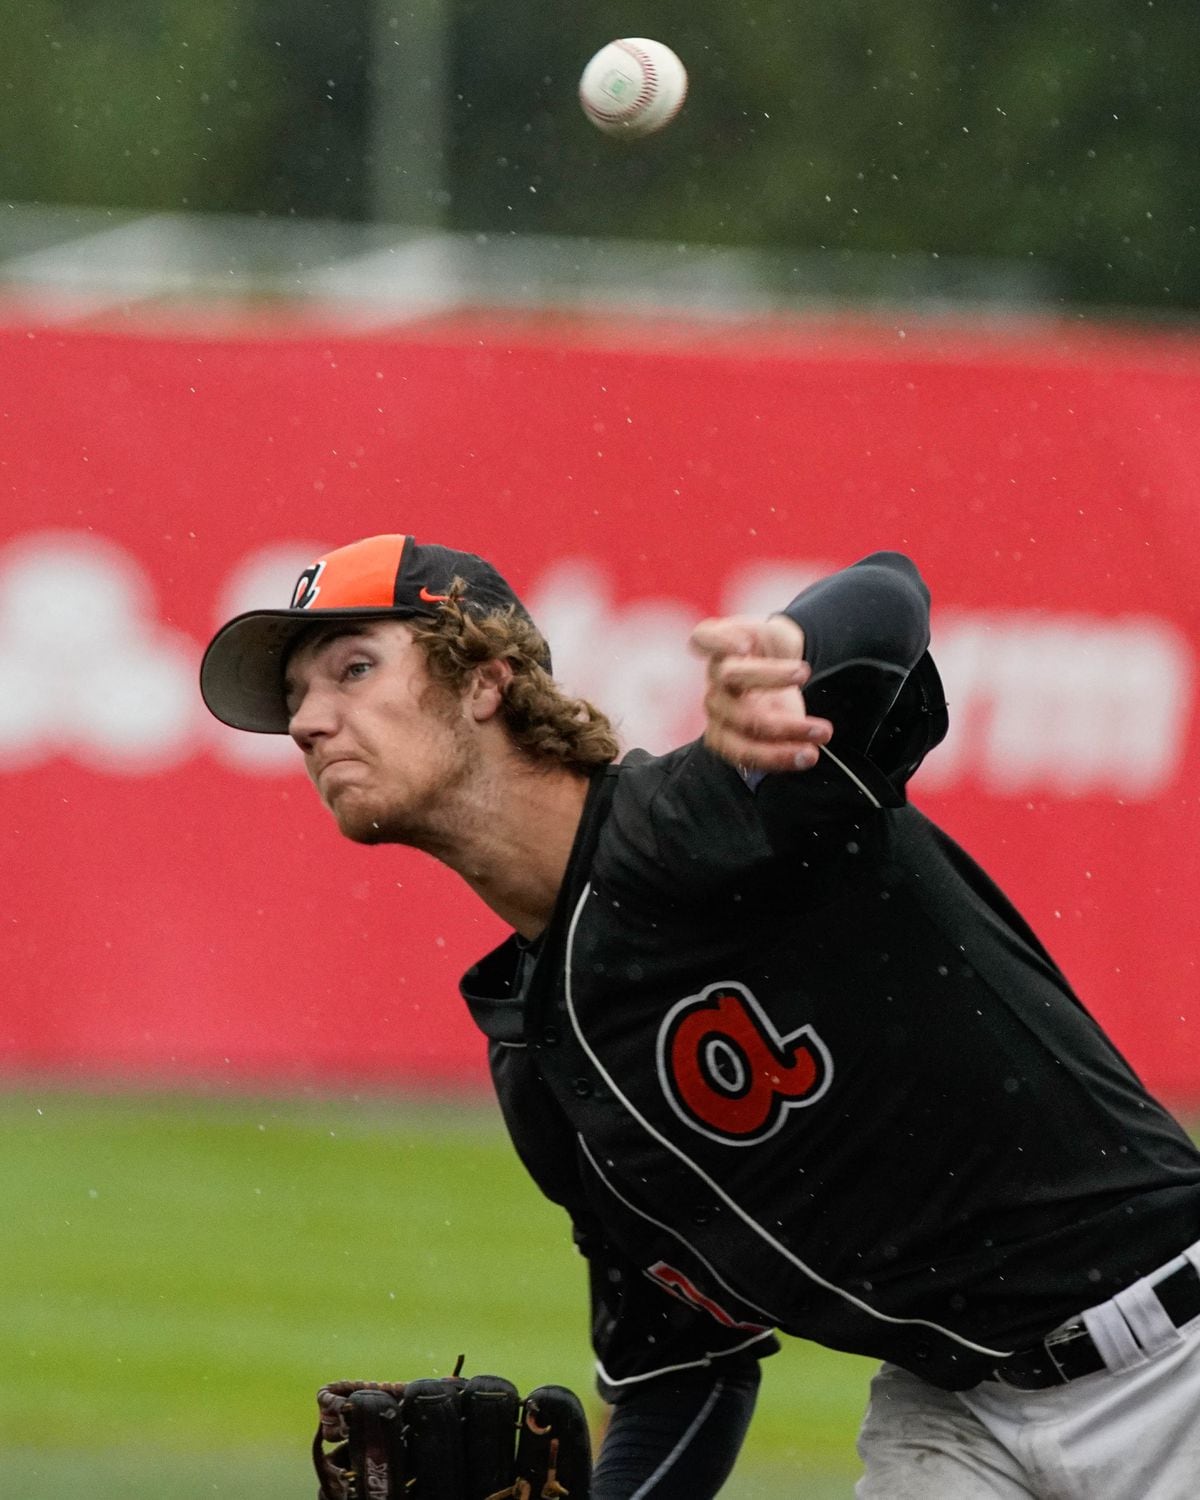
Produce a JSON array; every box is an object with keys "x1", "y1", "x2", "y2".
[{"x1": 408, "y1": 587, "x2": 619, "y2": 773}]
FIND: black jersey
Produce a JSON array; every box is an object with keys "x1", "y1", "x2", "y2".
[{"x1": 461, "y1": 552, "x2": 1200, "y2": 1393}]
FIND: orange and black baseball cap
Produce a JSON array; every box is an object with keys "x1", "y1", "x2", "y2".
[{"x1": 200, "y1": 534, "x2": 546, "y2": 733}]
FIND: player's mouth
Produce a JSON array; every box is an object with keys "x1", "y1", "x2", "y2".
[{"x1": 316, "y1": 757, "x2": 363, "y2": 789}]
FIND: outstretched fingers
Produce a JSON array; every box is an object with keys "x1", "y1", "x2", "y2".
[
  {"x1": 691, "y1": 614, "x2": 805, "y2": 661},
  {"x1": 690, "y1": 614, "x2": 833, "y2": 773},
  {"x1": 703, "y1": 689, "x2": 832, "y2": 772}
]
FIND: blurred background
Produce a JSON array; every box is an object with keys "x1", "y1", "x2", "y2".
[{"x1": 3, "y1": 3, "x2": 1199, "y2": 1497}]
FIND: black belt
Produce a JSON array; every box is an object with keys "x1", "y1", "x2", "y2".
[{"x1": 991, "y1": 1259, "x2": 1200, "y2": 1389}]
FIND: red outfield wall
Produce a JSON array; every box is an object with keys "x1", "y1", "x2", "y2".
[{"x1": 1, "y1": 314, "x2": 1198, "y2": 1100}]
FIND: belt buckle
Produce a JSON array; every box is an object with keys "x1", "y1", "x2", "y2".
[{"x1": 1042, "y1": 1319, "x2": 1088, "y2": 1383}]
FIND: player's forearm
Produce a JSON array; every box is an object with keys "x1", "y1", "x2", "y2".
[{"x1": 591, "y1": 1363, "x2": 760, "y2": 1500}]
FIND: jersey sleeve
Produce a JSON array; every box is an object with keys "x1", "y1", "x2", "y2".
[
  {"x1": 770, "y1": 550, "x2": 949, "y2": 809},
  {"x1": 782, "y1": 550, "x2": 930, "y2": 678},
  {"x1": 605, "y1": 554, "x2": 948, "y2": 897}
]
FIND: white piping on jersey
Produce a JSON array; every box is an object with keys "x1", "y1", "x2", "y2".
[
  {"x1": 596, "y1": 1333, "x2": 775, "y2": 1391},
  {"x1": 564, "y1": 881, "x2": 1014, "y2": 1361},
  {"x1": 815, "y1": 744, "x2": 883, "y2": 808},
  {"x1": 578, "y1": 1134, "x2": 779, "y2": 1324},
  {"x1": 807, "y1": 650, "x2": 909, "y2": 808},
  {"x1": 627, "y1": 1380, "x2": 725, "y2": 1500}
]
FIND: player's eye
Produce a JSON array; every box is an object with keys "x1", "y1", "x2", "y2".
[{"x1": 341, "y1": 659, "x2": 372, "y2": 683}]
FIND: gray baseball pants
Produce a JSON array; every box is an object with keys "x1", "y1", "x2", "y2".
[{"x1": 855, "y1": 1244, "x2": 1200, "y2": 1498}]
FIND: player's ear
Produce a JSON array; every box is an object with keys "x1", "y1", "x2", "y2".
[{"x1": 468, "y1": 657, "x2": 513, "y2": 722}]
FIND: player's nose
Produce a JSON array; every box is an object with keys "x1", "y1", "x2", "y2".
[{"x1": 287, "y1": 684, "x2": 337, "y2": 751}]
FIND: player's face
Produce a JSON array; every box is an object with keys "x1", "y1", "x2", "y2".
[{"x1": 284, "y1": 620, "x2": 478, "y2": 845}]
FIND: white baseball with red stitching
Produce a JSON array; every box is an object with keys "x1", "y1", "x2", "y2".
[{"x1": 578, "y1": 38, "x2": 688, "y2": 137}]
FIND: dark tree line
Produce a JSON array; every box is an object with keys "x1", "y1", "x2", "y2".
[{"x1": 5, "y1": 0, "x2": 1197, "y2": 311}]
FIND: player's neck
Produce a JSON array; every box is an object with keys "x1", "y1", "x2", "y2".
[{"x1": 432, "y1": 756, "x2": 591, "y2": 939}]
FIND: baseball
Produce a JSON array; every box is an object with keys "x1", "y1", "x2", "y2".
[{"x1": 578, "y1": 38, "x2": 688, "y2": 138}]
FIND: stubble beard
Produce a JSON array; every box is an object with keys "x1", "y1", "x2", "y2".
[
  {"x1": 328, "y1": 696, "x2": 482, "y2": 853},
  {"x1": 330, "y1": 790, "x2": 397, "y2": 846}
]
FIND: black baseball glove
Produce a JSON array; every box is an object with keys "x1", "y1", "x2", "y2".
[{"x1": 313, "y1": 1370, "x2": 592, "y2": 1500}]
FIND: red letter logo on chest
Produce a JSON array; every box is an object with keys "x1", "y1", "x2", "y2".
[{"x1": 657, "y1": 981, "x2": 832, "y2": 1145}]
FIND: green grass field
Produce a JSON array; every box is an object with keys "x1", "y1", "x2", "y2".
[{"x1": 2, "y1": 1087, "x2": 874, "y2": 1498}]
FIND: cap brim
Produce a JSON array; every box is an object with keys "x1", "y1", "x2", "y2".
[{"x1": 200, "y1": 607, "x2": 420, "y2": 733}]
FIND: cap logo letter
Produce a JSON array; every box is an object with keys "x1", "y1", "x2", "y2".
[{"x1": 292, "y1": 561, "x2": 326, "y2": 610}]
